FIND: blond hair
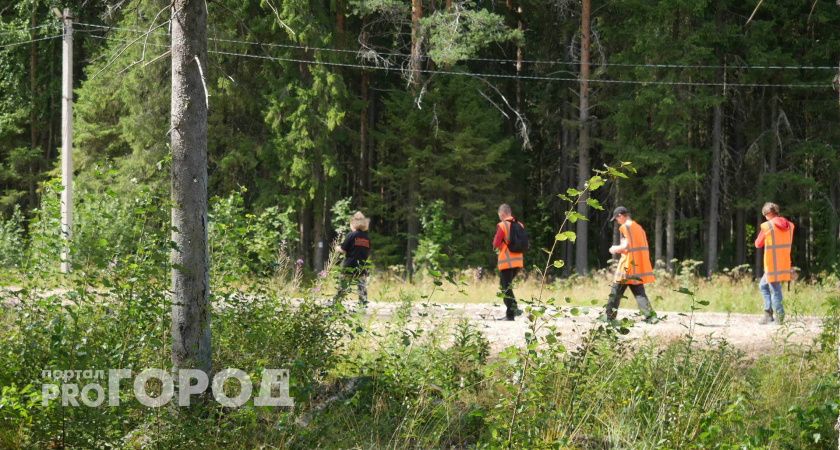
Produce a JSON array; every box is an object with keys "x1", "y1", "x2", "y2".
[
  {"x1": 761, "y1": 202, "x2": 780, "y2": 217},
  {"x1": 350, "y1": 211, "x2": 370, "y2": 232}
]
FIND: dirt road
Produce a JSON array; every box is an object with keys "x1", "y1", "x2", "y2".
[{"x1": 360, "y1": 301, "x2": 824, "y2": 356}]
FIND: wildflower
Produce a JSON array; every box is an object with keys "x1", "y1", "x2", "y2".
[
  {"x1": 318, "y1": 270, "x2": 328, "y2": 278},
  {"x1": 296, "y1": 258, "x2": 304, "y2": 266}
]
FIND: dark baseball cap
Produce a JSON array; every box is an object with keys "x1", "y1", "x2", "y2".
[{"x1": 611, "y1": 206, "x2": 629, "y2": 221}]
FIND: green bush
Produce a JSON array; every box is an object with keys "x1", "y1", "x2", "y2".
[
  {"x1": 0, "y1": 205, "x2": 24, "y2": 269},
  {"x1": 209, "y1": 187, "x2": 298, "y2": 282}
]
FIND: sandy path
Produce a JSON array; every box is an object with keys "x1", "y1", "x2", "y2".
[
  {"x1": 358, "y1": 301, "x2": 824, "y2": 356},
  {"x1": 2, "y1": 286, "x2": 823, "y2": 357}
]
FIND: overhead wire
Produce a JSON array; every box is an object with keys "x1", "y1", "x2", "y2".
[
  {"x1": 0, "y1": 35, "x2": 62, "y2": 50},
  {"x1": 82, "y1": 32, "x2": 834, "y2": 90},
  {"x1": 0, "y1": 23, "x2": 54, "y2": 36},
  {"x1": 74, "y1": 21, "x2": 840, "y2": 72}
]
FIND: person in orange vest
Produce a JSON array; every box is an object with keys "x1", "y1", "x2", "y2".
[
  {"x1": 604, "y1": 206, "x2": 657, "y2": 322},
  {"x1": 493, "y1": 204, "x2": 524, "y2": 321},
  {"x1": 754, "y1": 202, "x2": 795, "y2": 325}
]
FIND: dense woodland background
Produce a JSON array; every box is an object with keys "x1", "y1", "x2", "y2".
[{"x1": 2, "y1": 0, "x2": 840, "y2": 278}]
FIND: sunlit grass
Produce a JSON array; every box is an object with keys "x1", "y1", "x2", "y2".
[{"x1": 368, "y1": 271, "x2": 834, "y2": 316}]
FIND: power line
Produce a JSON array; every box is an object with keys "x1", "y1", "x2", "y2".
[
  {"x1": 75, "y1": 21, "x2": 840, "y2": 72},
  {"x1": 0, "y1": 35, "x2": 62, "y2": 50},
  {"x1": 0, "y1": 23, "x2": 54, "y2": 36},
  {"x1": 83, "y1": 33, "x2": 833, "y2": 89},
  {"x1": 208, "y1": 50, "x2": 833, "y2": 89}
]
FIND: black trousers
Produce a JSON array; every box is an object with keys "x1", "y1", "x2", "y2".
[
  {"x1": 606, "y1": 283, "x2": 652, "y2": 320},
  {"x1": 334, "y1": 266, "x2": 368, "y2": 304},
  {"x1": 499, "y1": 268, "x2": 520, "y2": 317}
]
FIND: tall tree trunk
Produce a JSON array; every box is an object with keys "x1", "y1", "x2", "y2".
[
  {"x1": 406, "y1": 0, "x2": 423, "y2": 280},
  {"x1": 170, "y1": 0, "x2": 211, "y2": 374},
  {"x1": 506, "y1": 0, "x2": 524, "y2": 111},
  {"x1": 29, "y1": 3, "x2": 39, "y2": 209},
  {"x1": 666, "y1": 183, "x2": 676, "y2": 273},
  {"x1": 29, "y1": 3, "x2": 38, "y2": 152},
  {"x1": 359, "y1": 70, "x2": 370, "y2": 197},
  {"x1": 769, "y1": 96, "x2": 778, "y2": 174},
  {"x1": 707, "y1": 103, "x2": 722, "y2": 277},
  {"x1": 300, "y1": 201, "x2": 313, "y2": 266},
  {"x1": 735, "y1": 207, "x2": 746, "y2": 265},
  {"x1": 313, "y1": 182, "x2": 326, "y2": 272},
  {"x1": 575, "y1": 0, "x2": 591, "y2": 276},
  {"x1": 336, "y1": 0, "x2": 346, "y2": 37},
  {"x1": 655, "y1": 202, "x2": 663, "y2": 268}
]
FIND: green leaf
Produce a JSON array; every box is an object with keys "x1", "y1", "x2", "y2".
[
  {"x1": 675, "y1": 287, "x2": 695, "y2": 296},
  {"x1": 553, "y1": 260, "x2": 565, "y2": 269},
  {"x1": 554, "y1": 231, "x2": 577, "y2": 242},
  {"x1": 566, "y1": 187, "x2": 582, "y2": 196},
  {"x1": 586, "y1": 197, "x2": 604, "y2": 210},
  {"x1": 587, "y1": 175, "x2": 605, "y2": 190},
  {"x1": 565, "y1": 211, "x2": 588, "y2": 223}
]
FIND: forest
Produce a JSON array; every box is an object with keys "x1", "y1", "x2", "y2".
[
  {"x1": 1, "y1": 0, "x2": 839, "y2": 278},
  {"x1": 1, "y1": 0, "x2": 840, "y2": 448}
]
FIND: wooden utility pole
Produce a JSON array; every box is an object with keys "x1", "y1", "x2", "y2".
[
  {"x1": 60, "y1": 8, "x2": 73, "y2": 274},
  {"x1": 575, "y1": 0, "x2": 591, "y2": 276},
  {"x1": 170, "y1": 0, "x2": 211, "y2": 374}
]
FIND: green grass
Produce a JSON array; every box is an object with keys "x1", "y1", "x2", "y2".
[{"x1": 368, "y1": 271, "x2": 836, "y2": 316}]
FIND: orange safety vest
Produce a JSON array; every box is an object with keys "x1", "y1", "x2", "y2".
[
  {"x1": 497, "y1": 220, "x2": 524, "y2": 271},
  {"x1": 616, "y1": 221, "x2": 655, "y2": 285},
  {"x1": 761, "y1": 220, "x2": 795, "y2": 283}
]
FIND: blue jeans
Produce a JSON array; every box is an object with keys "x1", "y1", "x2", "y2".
[{"x1": 759, "y1": 274, "x2": 784, "y2": 314}]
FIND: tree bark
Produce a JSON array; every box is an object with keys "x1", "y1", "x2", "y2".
[
  {"x1": 170, "y1": 0, "x2": 211, "y2": 374},
  {"x1": 300, "y1": 201, "x2": 313, "y2": 266},
  {"x1": 359, "y1": 70, "x2": 370, "y2": 197},
  {"x1": 666, "y1": 183, "x2": 676, "y2": 273},
  {"x1": 655, "y1": 202, "x2": 663, "y2": 268},
  {"x1": 406, "y1": 0, "x2": 423, "y2": 280},
  {"x1": 707, "y1": 103, "x2": 722, "y2": 277},
  {"x1": 313, "y1": 185, "x2": 326, "y2": 272},
  {"x1": 735, "y1": 207, "x2": 746, "y2": 265},
  {"x1": 30, "y1": 3, "x2": 38, "y2": 153},
  {"x1": 575, "y1": 0, "x2": 591, "y2": 276},
  {"x1": 507, "y1": 0, "x2": 524, "y2": 111}
]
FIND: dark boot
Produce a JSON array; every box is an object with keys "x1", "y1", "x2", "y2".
[
  {"x1": 605, "y1": 285, "x2": 622, "y2": 320},
  {"x1": 759, "y1": 309, "x2": 774, "y2": 325},
  {"x1": 504, "y1": 298, "x2": 518, "y2": 320},
  {"x1": 636, "y1": 295, "x2": 656, "y2": 322}
]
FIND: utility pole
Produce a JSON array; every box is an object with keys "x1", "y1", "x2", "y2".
[{"x1": 60, "y1": 8, "x2": 73, "y2": 274}]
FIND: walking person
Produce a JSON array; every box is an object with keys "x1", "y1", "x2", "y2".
[
  {"x1": 754, "y1": 202, "x2": 795, "y2": 324},
  {"x1": 334, "y1": 211, "x2": 372, "y2": 307},
  {"x1": 604, "y1": 206, "x2": 658, "y2": 322},
  {"x1": 493, "y1": 204, "x2": 527, "y2": 321}
]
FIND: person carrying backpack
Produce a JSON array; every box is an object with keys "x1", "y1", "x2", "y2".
[{"x1": 493, "y1": 204, "x2": 527, "y2": 321}]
